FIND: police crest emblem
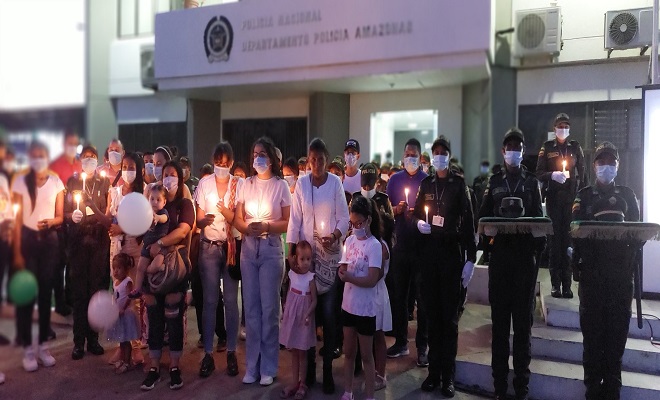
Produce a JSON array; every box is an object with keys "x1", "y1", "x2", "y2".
[{"x1": 204, "y1": 16, "x2": 233, "y2": 63}]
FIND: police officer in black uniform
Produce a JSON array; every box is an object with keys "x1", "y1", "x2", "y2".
[
  {"x1": 536, "y1": 113, "x2": 585, "y2": 298},
  {"x1": 572, "y1": 142, "x2": 639, "y2": 400},
  {"x1": 479, "y1": 128, "x2": 545, "y2": 400},
  {"x1": 351, "y1": 163, "x2": 394, "y2": 218},
  {"x1": 414, "y1": 136, "x2": 476, "y2": 396},
  {"x1": 66, "y1": 145, "x2": 112, "y2": 360}
]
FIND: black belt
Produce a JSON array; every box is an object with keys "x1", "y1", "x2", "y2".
[{"x1": 201, "y1": 237, "x2": 225, "y2": 246}]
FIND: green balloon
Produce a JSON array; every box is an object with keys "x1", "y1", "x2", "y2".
[{"x1": 9, "y1": 270, "x2": 38, "y2": 306}]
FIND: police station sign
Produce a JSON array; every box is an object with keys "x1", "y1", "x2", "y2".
[{"x1": 155, "y1": 0, "x2": 489, "y2": 83}]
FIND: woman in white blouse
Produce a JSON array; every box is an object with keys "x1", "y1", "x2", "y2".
[
  {"x1": 233, "y1": 136, "x2": 291, "y2": 386},
  {"x1": 12, "y1": 141, "x2": 64, "y2": 372},
  {"x1": 286, "y1": 138, "x2": 350, "y2": 394}
]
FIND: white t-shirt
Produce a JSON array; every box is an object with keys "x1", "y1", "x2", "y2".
[
  {"x1": 194, "y1": 174, "x2": 245, "y2": 241},
  {"x1": 0, "y1": 174, "x2": 11, "y2": 221},
  {"x1": 238, "y1": 176, "x2": 291, "y2": 224},
  {"x1": 343, "y1": 171, "x2": 361, "y2": 195},
  {"x1": 342, "y1": 234, "x2": 382, "y2": 317},
  {"x1": 289, "y1": 270, "x2": 314, "y2": 293},
  {"x1": 12, "y1": 173, "x2": 64, "y2": 231}
]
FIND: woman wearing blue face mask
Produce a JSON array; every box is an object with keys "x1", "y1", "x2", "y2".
[
  {"x1": 12, "y1": 141, "x2": 65, "y2": 372},
  {"x1": 233, "y1": 136, "x2": 292, "y2": 387},
  {"x1": 413, "y1": 135, "x2": 477, "y2": 396}
]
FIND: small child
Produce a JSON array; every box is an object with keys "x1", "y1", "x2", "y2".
[
  {"x1": 279, "y1": 240, "x2": 317, "y2": 400},
  {"x1": 107, "y1": 253, "x2": 140, "y2": 374},
  {"x1": 130, "y1": 184, "x2": 169, "y2": 297}
]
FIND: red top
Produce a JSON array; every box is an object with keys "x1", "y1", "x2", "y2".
[{"x1": 49, "y1": 155, "x2": 81, "y2": 184}]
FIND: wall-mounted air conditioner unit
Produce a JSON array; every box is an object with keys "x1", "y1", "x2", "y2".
[
  {"x1": 140, "y1": 44, "x2": 157, "y2": 91},
  {"x1": 605, "y1": 8, "x2": 653, "y2": 52},
  {"x1": 513, "y1": 7, "x2": 562, "y2": 58}
]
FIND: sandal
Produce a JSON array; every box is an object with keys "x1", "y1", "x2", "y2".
[
  {"x1": 280, "y1": 381, "x2": 300, "y2": 398},
  {"x1": 115, "y1": 361, "x2": 131, "y2": 375},
  {"x1": 294, "y1": 383, "x2": 308, "y2": 400}
]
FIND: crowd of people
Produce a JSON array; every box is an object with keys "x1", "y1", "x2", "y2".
[{"x1": 0, "y1": 113, "x2": 641, "y2": 400}]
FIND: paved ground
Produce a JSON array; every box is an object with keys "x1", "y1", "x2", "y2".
[{"x1": 0, "y1": 305, "x2": 492, "y2": 400}]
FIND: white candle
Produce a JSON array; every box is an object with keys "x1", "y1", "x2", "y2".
[
  {"x1": 320, "y1": 221, "x2": 325, "y2": 235},
  {"x1": 425, "y1": 205, "x2": 429, "y2": 224},
  {"x1": 562, "y1": 160, "x2": 570, "y2": 178},
  {"x1": 74, "y1": 193, "x2": 81, "y2": 211},
  {"x1": 81, "y1": 172, "x2": 87, "y2": 192},
  {"x1": 405, "y1": 188, "x2": 410, "y2": 205},
  {"x1": 342, "y1": 244, "x2": 346, "y2": 262},
  {"x1": 100, "y1": 170, "x2": 106, "y2": 179},
  {"x1": 12, "y1": 203, "x2": 19, "y2": 219}
]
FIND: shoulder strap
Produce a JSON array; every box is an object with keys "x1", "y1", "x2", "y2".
[{"x1": 112, "y1": 170, "x2": 121, "y2": 187}]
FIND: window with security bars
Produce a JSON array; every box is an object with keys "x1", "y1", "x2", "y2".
[{"x1": 518, "y1": 99, "x2": 643, "y2": 209}]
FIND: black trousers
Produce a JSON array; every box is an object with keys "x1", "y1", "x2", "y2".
[
  {"x1": 53, "y1": 228, "x2": 70, "y2": 310},
  {"x1": 387, "y1": 247, "x2": 428, "y2": 350},
  {"x1": 546, "y1": 192, "x2": 573, "y2": 288},
  {"x1": 489, "y1": 236, "x2": 539, "y2": 397},
  {"x1": 68, "y1": 229, "x2": 110, "y2": 347},
  {"x1": 419, "y1": 239, "x2": 462, "y2": 380},
  {"x1": 579, "y1": 241, "x2": 634, "y2": 400},
  {"x1": 0, "y1": 238, "x2": 10, "y2": 303},
  {"x1": 16, "y1": 228, "x2": 59, "y2": 346}
]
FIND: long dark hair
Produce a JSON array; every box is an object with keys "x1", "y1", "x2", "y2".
[
  {"x1": 350, "y1": 195, "x2": 382, "y2": 242},
  {"x1": 250, "y1": 136, "x2": 282, "y2": 178},
  {"x1": 162, "y1": 160, "x2": 184, "y2": 201},
  {"x1": 26, "y1": 141, "x2": 50, "y2": 212},
  {"x1": 122, "y1": 152, "x2": 144, "y2": 194}
]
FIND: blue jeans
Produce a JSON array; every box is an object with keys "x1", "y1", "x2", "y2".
[
  {"x1": 240, "y1": 235, "x2": 284, "y2": 378},
  {"x1": 198, "y1": 239, "x2": 240, "y2": 353}
]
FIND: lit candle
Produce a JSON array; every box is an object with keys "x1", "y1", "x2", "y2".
[
  {"x1": 320, "y1": 221, "x2": 325, "y2": 236},
  {"x1": 81, "y1": 172, "x2": 87, "y2": 192},
  {"x1": 424, "y1": 205, "x2": 429, "y2": 224},
  {"x1": 12, "y1": 203, "x2": 19, "y2": 219},
  {"x1": 341, "y1": 244, "x2": 346, "y2": 262},
  {"x1": 562, "y1": 160, "x2": 570, "y2": 178},
  {"x1": 74, "y1": 192, "x2": 81, "y2": 211},
  {"x1": 405, "y1": 188, "x2": 410, "y2": 205},
  {"x1": 100, "y1": 170, "x2": 106, "y2": 179}
]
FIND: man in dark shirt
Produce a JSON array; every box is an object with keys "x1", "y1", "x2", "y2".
[
  {"x1": 479, "y1": 128, "x2": 544, "y2": 400},
  {"x1": 414, "y1": 136, "x2": 476, "y2": 396},
  {"x1": 572, "y1": 142, "x2": 639, "y2": 400},
  {"x1": 536, "y1": 113, "x2": 585, "y2": 298}
]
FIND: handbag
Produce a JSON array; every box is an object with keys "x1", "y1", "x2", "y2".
[{"x1": 148, "y1": 245, "x2": 191, "y2": 294}]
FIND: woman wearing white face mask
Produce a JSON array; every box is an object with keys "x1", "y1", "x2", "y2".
[
  {"x1": 194, "y1": 142, "x2": 245, "y2": 378},
  {"x1": 105, "y1": 152, "x2": 147, "y2": 365},
  {"x1": 282, "y1": 157, "x2": 299, "y2": 195},
  {"x1": 63, "y1": 146, "x2": 113, "y2": 362},
  {"x1": 12, "y1": 141, "x2": 64, "y2": 372},
  {"x1": 286, "y1": 138, "x2": 349, "y2": 394},
  {"x1": 144, "y1": 146, "x2": 193, "y2": 201},
  {"x1": 234, "y1": 136, "x2": 292, "y2": 387}
]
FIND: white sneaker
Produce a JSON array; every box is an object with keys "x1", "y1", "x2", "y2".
[
  {"x1": 23, "y1": 348, "x2": 38, "y2": 372},
  {"x1": 259, "y1": 375, "x2": 274, "y2": 386},
  {"x1": 242, "y1": 373, "x2": 258, "y2": 384},
  {"x1": 38, "y1": 344, "x2": 56, "y2": 367},
  {"x1": 0, "y1": 371, "x2": 5, "y2": 384}
]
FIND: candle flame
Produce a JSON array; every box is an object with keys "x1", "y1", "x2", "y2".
[
  {"x1": 424, "y1": 205, "x2": 429, "y2": 213},
  {"x1": 81, "y1": 172, "x2": 87, "y2": 180},
  {"x1": 74, "y1": 193, "x2": 81, "y2": 203},
  {"x1": 100, "y1": 170, "x2": 106, "y2": 178}
]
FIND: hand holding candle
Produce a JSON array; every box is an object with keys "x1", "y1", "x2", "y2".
[
  {"x1": 425, "y1": 205, "x2": 429, "y2": 224},
  {"x1": 74, "y1": 192, "x2": 81, "y2": 211}
]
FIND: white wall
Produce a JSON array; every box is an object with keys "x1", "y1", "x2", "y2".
[
  {"x1": 109, "y1": 37, "x2": 155, "y2": 97},
  {"x1": 518, "y1": 60, "x2": 647, "y2": 104},
  {"x1": 0, "y1": 0, "x2": 85, "y2": 110},
  {"x1": 350, "y1": 87, "x2": 463, "y2": 162},
  {"x1": 512, "y1": 0, "x2": 653, "y2": 63}
]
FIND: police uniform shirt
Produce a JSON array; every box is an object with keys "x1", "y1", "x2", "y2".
[
  {"x1": 479, "y1": 167, "x2": 543, "y2": 219},
  {"x1": 572, "y1": 184, "x2": 639, "y2": 223},
  {"x1": 536, "y1": 139, "x2": 585, "y2": 196},
  {"x1": 350, "y1": 191, "x2": 394, "y2": 218},
  {"x1": 413, "y1": 168, "x2": 476, "y2": 262}
]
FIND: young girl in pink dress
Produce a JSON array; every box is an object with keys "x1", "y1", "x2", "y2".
[{"x1": 279, "y1": 240, "x2": 317, "y2": 399}]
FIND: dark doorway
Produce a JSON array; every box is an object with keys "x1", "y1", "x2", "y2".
[
  {"x1": 222, "y1": 118, "x2": 307, "y2": 167},
  {"x1": 118, "y1": 122, "x2": 188, "y2": 157}
]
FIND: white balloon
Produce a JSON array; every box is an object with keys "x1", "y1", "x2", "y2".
[
  {"x1": 87, "y1": 291, "x2": 119, "y2": 332},
  {"x1": 117, "y1": 192, "x2": 153, "y2": 236}
]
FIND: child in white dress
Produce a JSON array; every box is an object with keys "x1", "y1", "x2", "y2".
[
  {"x1": 279, "y1": 240, "x2": 317, "y2": 400},
  {"x1": 106, "y1": 253, "x2": 140, "y2": 374}
]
